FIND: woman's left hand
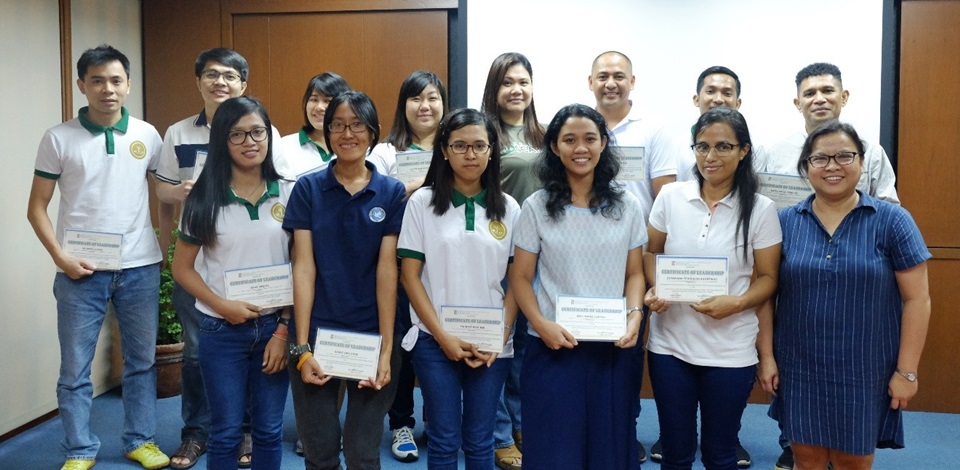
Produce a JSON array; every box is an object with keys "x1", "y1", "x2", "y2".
[
  {"x1": 261, "y1": 334, "x2": 287, "y2": 374},
  {"x1": 616, "y1": 310, "x2": 643, "y2": 348},
  {"x1": 888, "y1": 373, "x2": 919, "y2": 410},
  {"x1": 757, "y1": 355, "x2": 779, "y2": 395},
  {"x1": 360, "y1": 350, "x2": 392, "y2": 390},
  {"x1": 691, "y1": 295, "x2": 744, "y2": 319}
]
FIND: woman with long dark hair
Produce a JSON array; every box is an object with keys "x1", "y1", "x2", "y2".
[{"x1": 172, "y1": 96, "x2": 292, "y2": 470}]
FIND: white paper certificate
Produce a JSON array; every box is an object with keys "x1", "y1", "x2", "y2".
[
  {"x1": 62, "y1": 229, "x2": 123, "y2": 271},
  {"x1": 314, "y1": 329, "x2": 382, "y2": 381},
  {"x1": 192, "y1": 151, "x2": 207, "y2": 180},
  {"x1": 758, "y1": 173, "x2": 812, "y2": 209},
  {"x1": 439, "y1": 305, "x2": 504, "y2": 354},
  {"x1": 223, "y1": 263, "x2": 293, "y2": 309},
  {"x1": 396, "y1": 150, "x2": 432, "y2": 185},
  {"x1": 555, "y1": 295, "x2": 626, "y2": 342},
  {"x1": 616, "y1": 146, "x2": 646, "y2": 181},
  {"x1": 656, "y1": 256, "x2": 729, "y2": 302}
]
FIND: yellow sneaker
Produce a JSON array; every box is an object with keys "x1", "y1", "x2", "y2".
[
  {"x1": 125, "y1": 443, "x2": 170, "y2": 470},
  {"x1": 61, "y1": 460, "x2": 96, "y2": 470}
]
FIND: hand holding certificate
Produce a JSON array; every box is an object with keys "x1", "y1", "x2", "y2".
[
  {"x1": 224, "y1": 263, "x2": 294, "y2": 309},
  {"x1": 62, "y1": 229, "x2": 123, "y2": 271},
  {"x1": 313, "y1": 329, "x2": 382, "y2": 381},
  {"x1": 440, "y1": 306, "x2": 505, "y2": 354},
  {"x1": 555, "y1": 295, "x2": 626, "y2": 342}
]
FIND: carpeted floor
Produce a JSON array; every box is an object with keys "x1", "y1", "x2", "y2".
[{"x1": 1, "y1": 387, "x2": 957, "y2": 469}]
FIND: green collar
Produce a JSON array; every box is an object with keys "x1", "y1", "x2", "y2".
[
  {"x1": 226, "y1": 179, "x2": 280, "y2": 220},
  {"x1": 78, "y1": 106, "x2": 130, "y2": 155},
  {"x1": 452, "y1": 188, "x2": 486, "y2": 231},
  {"x1": 409, "y1": 143, "x2": 425, "y2": 151},
  {"x1": 299, "y1": 129, "x2": 332, "y2": 162}
]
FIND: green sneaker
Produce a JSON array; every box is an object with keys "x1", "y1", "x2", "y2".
[
  {"x1": 61, "y1": 460, "x2": 96, "y2": 470},
  {"x1": 125, "y1": 443, "x2": 170, "y2": 469}
]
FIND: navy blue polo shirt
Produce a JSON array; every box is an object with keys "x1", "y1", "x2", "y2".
[{"x1": 283, "y1": 160, "x2": 406, "y2": 343}]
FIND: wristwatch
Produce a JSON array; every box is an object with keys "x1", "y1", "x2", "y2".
[
  {"x1": 289, "y1": 343, "x2": 311, "y2": 358},
  {"x1": 277, "y1": 315, "x2": 290, "y2": 326},
  {"x1": 896, "y1": 369, "x2": 918, "y2": 382}
]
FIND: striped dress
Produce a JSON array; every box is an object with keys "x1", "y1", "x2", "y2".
[{"x1": 769, "y1": 192, "x2": 930, "y2": 455}]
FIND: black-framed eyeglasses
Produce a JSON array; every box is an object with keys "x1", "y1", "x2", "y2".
[
  {"x1": 201, "y1": 69, "x2": 241, "y2": 83},
  {"x1": 691, "y1": 141, "x2": 740, "y2": 156},
  {"x1": 228, "y1": 127, "x2": 268, "y2": 145},
  {"x1": 807, "y1": 151, "x2": 858, "y2": 168},
  {"x1": 328, "y1": 121, "x2": 368, "y2": 134},
  {"x1": 448, "y1": 142, "x2": 491, "y2": 155}
]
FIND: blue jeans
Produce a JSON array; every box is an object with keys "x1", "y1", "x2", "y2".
[
  {"x1": 173, "y1": 282, "x2": 210, "y2": 442},
  {"x1": 199, "y1": 314, "x2": 289, "y2": 470},
  {"x1": 493, "y1": 313, "x2": 526, "y2": 449},
  {"x1": 53, "y1": 264, "x2": 160, "y2": 460},
  {"x1": 413, "y1": 332, "x2": 509, "y2": 470},
  {"x1": 647, "y1": 352, "x2": 755, "y2": 470}
]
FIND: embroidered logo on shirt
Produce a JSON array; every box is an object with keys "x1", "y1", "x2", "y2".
[
  {"x1": 130, "y1": 141, "x2": 147, "y2": 159},
  {"x1": 489, "y1": 220, "x2": 507, "y2": 240},
  {"x1": 271, "y1": 203, "x2": 285, "y2": 222},
  {"x1": 369, "y1": 207, "x2": 386, "y2": 223}
]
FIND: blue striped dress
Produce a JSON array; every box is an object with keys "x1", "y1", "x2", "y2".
[{"x1": 769, "y1": 192, "x2": 930, "y2": 455}]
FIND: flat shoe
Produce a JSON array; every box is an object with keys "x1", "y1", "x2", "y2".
[
  {"x1": 170, "y1": 439, "x2": 206, "y2": 470},
  {"x1": 495, "y1": 444, "x2": 522, "y2": 470},
  {"x1": 238, "y1": 432, "x2": 252, "y2": 469}
]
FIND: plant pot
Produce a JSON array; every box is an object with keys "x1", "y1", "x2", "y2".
[{"x1": 156, "y1": 342, "x2": 184, "y2": 398}]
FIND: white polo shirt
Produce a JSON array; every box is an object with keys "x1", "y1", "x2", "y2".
[
  {"x1": 397, "y1": 187, "x2": 521, "y2": 356},
  {"x1": 367, "y1": 142, "x2": 401, "y2": 179},
  {"x1": 34, "y1": 107, "x2": 163, "y2": 269},
  {"x1": 646, "y1": 181, "x2": 782, "y2": 367},
  {"x1": 608, "y1": 104, "x2": 678, "y2": 225},
  {"x1": 179, "y1": 179, "x2": 294, "y2": 318},
  {"x1": 762, "y1": 130, "x2": 899, "y2": 204},
  {"x1": 280, "y1": 129, "x2": 335, "y2": 179}
]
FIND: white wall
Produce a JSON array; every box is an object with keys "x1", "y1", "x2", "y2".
[
  {"x1": 0, "y1": 0, "x2": 144, "y2": 436},
  {"x1": 467, "y1": 0, "x2": 883, "y2": 148}
]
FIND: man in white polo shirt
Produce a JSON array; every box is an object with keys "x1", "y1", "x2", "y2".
[
  {"x1": 27, "y1": 45, "x2": 169, "y2": 470},
  {"x1": 588, "y1": 50, "x2": 678, "y2": 465}
]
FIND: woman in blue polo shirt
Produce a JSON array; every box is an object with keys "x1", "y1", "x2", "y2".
[
  {"x1": 172, "y1": 96, "x2": 292, "y2": 470},
  {"x1": 283, "y1": 90, "x2": 407, "y2": 469},
  {"x1": 398, "y1": 108, "x2": 521, "y2": 469}
]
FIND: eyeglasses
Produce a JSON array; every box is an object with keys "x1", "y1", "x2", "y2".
[
  {"x1": 448, "y1": 142, "x2": 491, "y2": 155},
  {"x1": 228, "y1": 127, "x2": 268, "y2": 145},
  {"x1": 328, "y1": 121, "x2": 368, "y2": 134},
  {"x1": 201, "y1": 69, "x2": 241, "y2": 83},
  {"x1": 807, "y1": 151, "x2": 858, "y2": 168},
  {"x1": 691, "y1": 142, "x2": 740, "y2": 157}
]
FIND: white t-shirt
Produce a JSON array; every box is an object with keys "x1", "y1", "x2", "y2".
[
  {"x1": 34, "y1": 109, "x2": 163, "y2": 269},
  {"x1": 646, "y1": 181, "x2": 782, "y2": 367},
  {"x1": 397, "y1": 187, "x2": 521, "y2": 356},
  {"x1": 513, "y1": 189, "x2": 647, "y2": 338},
  {"x1": 280, "y1": 129, "x2": 334, "y2": 179}
]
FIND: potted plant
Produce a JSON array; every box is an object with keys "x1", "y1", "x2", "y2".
[{"x1": 156, "y1": 232, "x2": 184, "y2": 398}]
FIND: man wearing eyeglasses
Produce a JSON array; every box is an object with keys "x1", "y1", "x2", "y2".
[
  {"x1": 154, "y1": 47, "x2": 286, "y2": 470},
  {"x1": 761, "y1": 62, "x2": 898, "y2": 204}
]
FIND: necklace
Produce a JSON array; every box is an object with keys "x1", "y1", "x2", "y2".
[{"x1": 232, "y1": 179, "x2": 264, "y2": 202}]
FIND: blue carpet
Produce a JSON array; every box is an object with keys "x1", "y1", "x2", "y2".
[{"x1": 1, "y1": 387, "x2": 958, "y2": 469}]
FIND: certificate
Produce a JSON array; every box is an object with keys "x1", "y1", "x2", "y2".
[
  {"x1": 396, "y1": 150, "x2": 432, "y2": 185},
  {"x1": 223, "y1": 263, "x2": 293, "y2": 308},
  {"x1": 62, "y1": 229, "x2": 123, "y2": 271},
  {"x1": 758, "y1": 172, "x2": 812, "y2": 209},
  {"x1": 439, "y1": 305, "x2": 504, "y2": 354},
  {"x1": 615, "y1": 146, "x2": 646, "y2": 181},
  {"x1": 655, "y1": 256, "x2": 728, "y2": 302},
  {"x1": 314, "y1": 329, "x2": 382, "y2": 381},
  {"x1": 192, "y1": 151, "x2": 207, "y2": 180},
  {"x1": 555, "y1": 295, "x2": 626, "y2": 342}
]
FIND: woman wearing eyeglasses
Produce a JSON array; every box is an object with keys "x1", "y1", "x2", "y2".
[
  {"x1": 282, "y1": 90, "x2": 407, "y2": 469},
  {"x1": 398, "y1": 108, "x2": 520, "y2": 469},
  {"x1": 172, "y1": 96, "x2": 293, "y2": 470},
  {"x1": 764, "y1": 121, "x2": 930, "y2": 470},
  {"x1": 642, "y1": 107, "x2": 782, "y2": 470}
]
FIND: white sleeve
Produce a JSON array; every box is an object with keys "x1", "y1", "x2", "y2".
[{"x1": 866, "y1": 142, "x2": 900, "y2": 205}]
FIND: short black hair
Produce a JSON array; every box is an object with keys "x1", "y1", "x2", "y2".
[
  {"x1": 77, "y1": 44, "x2": 130, "y2": 79},
  {"x1": 195, "y1": 48, "x2": 249, "y2": 82},
  {"x1": 323, "y1": 90, "x2": 381, "y2": 155},
  {"x1": 797, "y1": 120, "x2": 866, "y2": 177},
  {"x1": 795, "y1": 62, "x2": 842, "y2": 88},
  {"x1": 386, "y1": 70, "x2": 448, "y2": 151},
  {"x1": 300, "y1": 72, "x2": 351, "y2": 132},
  {"x1": 696, "y1": 66, "x2": 741, "y2": 97}
]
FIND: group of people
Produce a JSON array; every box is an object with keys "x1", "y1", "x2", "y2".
[{"x1": 28, "y1": 42, "x2": 930, "y2": 470}]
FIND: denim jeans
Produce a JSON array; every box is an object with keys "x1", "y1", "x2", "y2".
[
  {"x1": 53, "y1": 263, "x2": 160, "y2": 460},
  {"x1": 413, "y1": 332, "x2": 509, "y2": 470},
  {"x1": 199, "y1": 314, "x2": 289, "y2": 470},
  {"x1": 493, "y1": 313, "x2": 526, "y2": 449},
  {"x1": 173, "y1": 282, "x2": 210, "y2": 442},
  {"x1": 289, "y1": 341, "x2": 401, "y2": 470},
  {"x1": 647, "y1": 352, "x2": 755, "y2": 470}
]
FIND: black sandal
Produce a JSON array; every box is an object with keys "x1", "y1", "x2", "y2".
[
  {"x1": 238, "y1": 432, "x2": 252, "y2": 469},
  {"x1": 170, "y1": 439, "x2": 206, "y2": 470}
]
